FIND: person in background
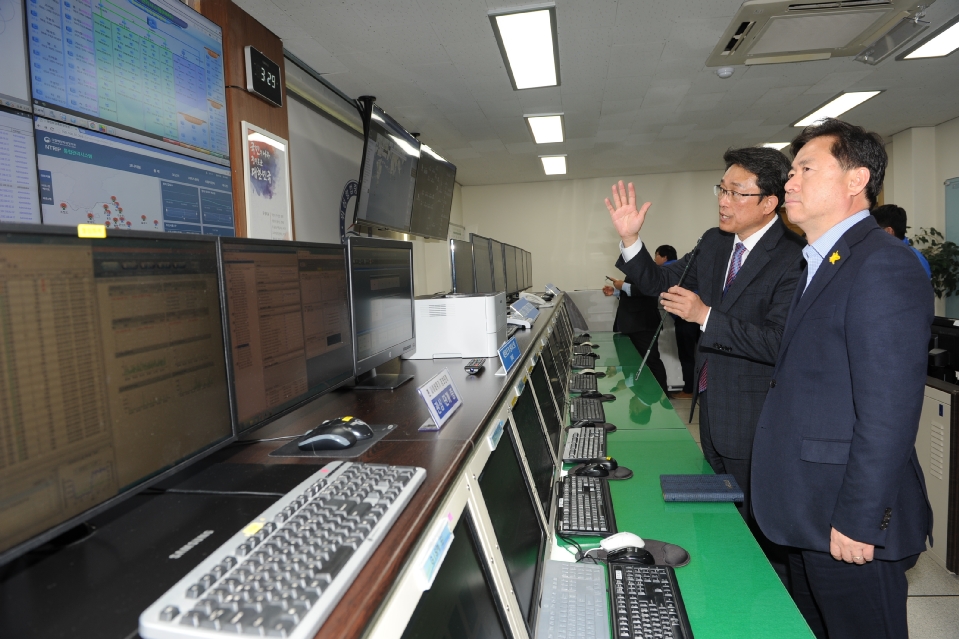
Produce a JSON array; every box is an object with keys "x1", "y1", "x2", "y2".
[
  {"x1": 871, "y1": 204, "x2": 932, "y2": 278},
  {"x1": 603, "y1": 275, "x2": 669, "y2": 393},
  {"x1": 655, "y1": 244, "x2": 698, "y2": 399}
]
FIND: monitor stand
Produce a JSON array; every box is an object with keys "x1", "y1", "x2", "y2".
[{"x1": 354, "y1": 368, "x2": 413, "y2": 390}]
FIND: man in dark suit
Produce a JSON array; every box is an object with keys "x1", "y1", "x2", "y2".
[
  {"x1": 603, "y1": 275, "x2": 668, "y2": 392},
  {"x1": 604, "y1": 147, "x2": 805, "y2": 534},
  {"x1": 751, "y1": 119, "x2": 933, "y2": 639}
]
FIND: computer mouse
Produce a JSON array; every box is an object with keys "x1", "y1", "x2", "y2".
[
  {"x1": 297, "y1": 425, "x2": 357, "y2": 451},
  {"x1": 574, "y1": 458, "x2": 618, "y2": 477},
  {"x1": 607, "y1": 546, "x2": 655, "y2": 565},
  {"x1": 318, "y1": 416, "x2": 373, "y2": 440},
  {"x1": 601, "y1": 531, "x2": 646, "y2": 551},
  {"x1": 578, "y1": 369, "x2": 606, "y2": 377},
  {"x1": 570, "y1": 419, "x2": 594, "y2": 429},
  {"x1": 579, "y1": 391, "x2": 603, "y2": 399}
]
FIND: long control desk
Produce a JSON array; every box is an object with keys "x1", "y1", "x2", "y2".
[{"x1": 0, "y1": 298, "x2": 811, "y2": 639}]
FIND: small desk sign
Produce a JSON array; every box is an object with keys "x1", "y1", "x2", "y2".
[
  {"x1": 495, "y1": 336, "x2": 521, "y2": 376},
  {"x1": 510, "y1": 298, "x2": 540, "y2": 322},
  {"x1": 417, "y1": 368, "x2": 463, "y2": 431},
  {"x1": 545, "y1": 283, "x2": 561, "y2": 296}
]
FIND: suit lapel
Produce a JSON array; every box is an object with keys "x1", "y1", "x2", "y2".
[{"x1": 709, "y1": 233, "x2": 734, "y2": 305}]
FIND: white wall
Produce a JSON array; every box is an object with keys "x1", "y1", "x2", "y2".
[{"x1": 460, "y1": 171, "x2": 722, "y2": 291}]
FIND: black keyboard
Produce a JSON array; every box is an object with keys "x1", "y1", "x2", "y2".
[
  {"x1": 556, "y1": 476, "x2": 616, "y2": 536},
  {"x1": 562, "y1": 426, "x2": 606, "y2": 462},
  {"x1": 570, "y1": 397, "x2": 605, "y2": 424},
  {"x1": 573, "y1": 344, "x2": 595, "y2": 355},
  {"x1": 569, "y1": 373, "x2": 598, "y2": 393},
  {"x1": 608, "y1": 563, "x2": 693, "y2": 639},
  {"x1": 572, "y1": 355, "x2": 597, "y2": 369}
]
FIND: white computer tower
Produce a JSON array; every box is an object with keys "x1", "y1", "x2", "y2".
[{"x1": 403, "y1": 293, "x2": 507, "y2": 359}]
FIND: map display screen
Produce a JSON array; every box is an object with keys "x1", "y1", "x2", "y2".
[
  {"x1": 27, "y1": 0, "x2": 229, "y2": 164},
  {"x1": 353, "y1": 105, "x2": 420, "y2": 233},
  {"x1": 35, "y1": 116, "x2": 234, "y2": 235}
]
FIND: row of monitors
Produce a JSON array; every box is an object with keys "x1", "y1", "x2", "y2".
[
  {"x1": 400, "y1": 307, "x2": 579, "y2": 638},
  {"x1": 450, "y1": 234, "x2": 532, "y2": 295},
  {"x1": 0, "y1": 224, "x2": 417, "y2": 565}
]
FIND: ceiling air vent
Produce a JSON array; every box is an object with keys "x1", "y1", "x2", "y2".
[{"x1": 706, "y1": 0, "x2": 932, "y2": 66}]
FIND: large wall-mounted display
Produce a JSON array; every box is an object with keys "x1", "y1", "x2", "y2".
[
  {"x1": 0, "y1": 108, "x2": 42, "y2": 223},
  {"x1": 28, "y1": 0, "x2": 229, "y2": 164},
  {"x1": 1, "y1": 0, "x2": 32, "y2": 111}
]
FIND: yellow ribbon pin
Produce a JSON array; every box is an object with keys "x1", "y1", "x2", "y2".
[{"x1": 829, "y1": 251, "x2": 841, "y2": 265}]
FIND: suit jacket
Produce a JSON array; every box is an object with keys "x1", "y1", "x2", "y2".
[
  {"x1": 612, "y1": 277, "x2": 661, "y2": 334},
  {"x1": 751, "y1": 217, "x2": 934, "y2": 559},
  {"x1": 616, "y1": 216, "x2": 805, "y2": 458}
]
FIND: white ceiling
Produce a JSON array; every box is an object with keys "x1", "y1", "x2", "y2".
[{"x1": 234, "y1": 0, "x2": 959, "y2": 186}]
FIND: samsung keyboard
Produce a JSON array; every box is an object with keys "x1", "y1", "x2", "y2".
[
  {"x1": 139, "y1": 461, "x2": 426, "y2": 639},
  {"x1": 537, "y1": 560, "x2": 611, "y2": 639},
  {"x1": 570, "y1": 397, "x2": 606, "y2": 424},
  {"x1": 572, "y1": 355, "x2": 599, "y2": 369},
  {"x1": 556, "y1": 475, "x2": 616, "y2": 536},
  {"x1": 569, "y1": 373, "x2": 598, "y2": 393},
  {"x1": 608, "y1": 563, "x2": 693, "y2": 639},
  {"x1": 562, "y1": 426, "x2": 607, "y2": 463},
  {"x1": 573, "y1": 345, "x2": 595, "y2": 356}
]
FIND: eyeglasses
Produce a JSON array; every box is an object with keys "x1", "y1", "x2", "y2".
[{"x1": 714, "y1": 185, "x2": 765, "y2": 201}]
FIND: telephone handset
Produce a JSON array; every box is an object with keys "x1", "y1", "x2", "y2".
[{"x1": 521, "y1": 291, "x2": 554, "y2": 307}]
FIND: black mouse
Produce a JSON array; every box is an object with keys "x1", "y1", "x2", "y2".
[
  {"x1": 297, "y1": 425, "x2": 357, "y2": 451},
  {"x1": 574, "y1": 457, "x2": 618, "y2": 477},
  {"x1": 607, "y1": 546, "x2": 655, "y2": 565},
  {"x1": 570, "y1": 419, "x2": 594, "y2": 429},
  {"x1": 318, "y1": 416, "x2": 373, "y2": 440},
  {"x1": 580, "y1": 391, "x2": 603, "y2": 399}
]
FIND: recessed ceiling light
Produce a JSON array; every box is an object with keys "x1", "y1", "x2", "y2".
[
  {"x1": 540, "y1": 155, "x2": 566, "y2": 175},
  {"x1": 526, "y1": 115, "x2": 564, "y2": 144},
  {"x1": 903, "y1": 17, "x2": 959, "y2": 59},
  {"x1": 793, "y1": 91, "x2": 882, "y2": 127},
  {"x1": 490, "y1": 7, "x2": 560, "y2": 90},
  {"x1": 762, "y1": 142, "x2": 789, "y2": 150}
]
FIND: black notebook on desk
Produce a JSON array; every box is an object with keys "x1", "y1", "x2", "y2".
[{"x1": 660, "y1": 474, "x2": 744, "y2": 502}]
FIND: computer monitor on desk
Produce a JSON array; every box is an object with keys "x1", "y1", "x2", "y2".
[
  {"x1": 505, "y1": 244, "x2": 519, "y2": 297},
  {"x1": 0, "y1": 225, "x2": 233, "y2": 565},
  {"x1": 510, "y1": 383, "x2": 558, "y2": 516},
  {"x1": 219, "y1": 238, "x2": 354, "y2": 433},
  {"x1": 470, "y1": 233, "x2": 495, "y2": 294},
  {"x1": 347, "y1": 237, "x2": 416, "y2": 389},
  {"x1": 490, "y1": 239, "x2": 506, "y2": 293},
  {"x1": 930, "y1": 317, "x2": 959, "y2": 384},
  {"x1": 450, "y1": 238, "x2": 475, "y2": 294}
]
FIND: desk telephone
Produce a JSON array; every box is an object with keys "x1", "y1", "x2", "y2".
[{"x1": 521, "y1": 292, "x2": 554, "y2": 307}]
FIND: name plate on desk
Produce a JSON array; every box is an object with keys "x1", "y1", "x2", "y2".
[
  {"x1": 417, "y1": 368, "x2": 463, "y2": 431},
  {"x1": 495, "y1": 337, "x2": 520, "y2": 376},
  {"x1": 545, "y1": 283, "x2": 561, "y2": 295},
  {"x1": 510, "y1": 298, "x2": 539, "y2": 322}
]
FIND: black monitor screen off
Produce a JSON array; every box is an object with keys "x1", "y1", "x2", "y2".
[
  {"x1": 511, "y1": 387, "x2": 555, "y2": 515},
  {"x1": 526, "y1": 252, "x2": 533, "y2": 289},
  {"x1": 408, "y1": 146, "x2": 456, "y2": 240},
  {"x1": 479, "y1": 425, "x2": 547, "y2": 632},
  {"x1": 220, "y1": 239, "x2": 354, "y2": 432},
  {"x1": 517, "y1": 249, "x2": 526, "y2": 292},
  {"x1": 490, "y1": 239, "x2": 506, "y2": 293},
  {"x1": 28, "y1": 0, "x2": 229, "y2": 165},
  {"x1": 400, "y1": 511, "x2": 510, "y2": 639},
  {"x1": 530, "y1": 360, "x2": 562, "y2": 454},
  {"x1": 0, "y1": 226, "x2": 233, "y2": 565},
  {"x1": 354, "y1": 105, "x2": 420, "y2": 233},
  {"x1": 471, "y1": 234, "x2": 494, "y2": 294},
  {"x1": 450, "y1": 239, "x2": 475, "y2": 294},
  {"x1": 347, "y1": 237, "x2": 415, "y2": 389}
]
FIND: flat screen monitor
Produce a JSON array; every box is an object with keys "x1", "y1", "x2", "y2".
[
  {"x1": 347, "y1": 237, "x2": 415, "y2": 389},
  {"x1": 450, "y1": 239, "x2": 475, "y2": 294},
  {"x1": 490, "y1": 239, "x2": 506, "y2": 293},
  {"x1": 0, "y1": 108, "x2": 41, "y2": 223},
  {"x1": 28, "y1": 0, "x2": 229, "y2": 165},
  {"x1": 510, "y1": 386, "x2": 555, "y2": 515},
  {"x1": 35, "y1": 117, "x2": 235, "y2": 236},
  {"x1": 540, "y1": 339, "x2": 567, "y2": 419},
  {"x1": 0, "y1": 225, "x2": 233, "y2": 565},
  {"x1": 400, "y1": 510, "x2": 510, "y2": 639},
  {"x1": 353, "y1": 105, "x2": 420, "y2": 233},
  {"x1": 505, "y1": 244, "x2": 518, "y2": 295},
  {"x1": 517, "y1": 248, "x2": 526, "y2": 292},
  {"x1": 525, "y1": 251, "x2": 532, "y2": 289},
  {"x1": 929, "y1": 317, "x2": 959, "y2": 384},
  {"x1": 220, "y1": 238, "x2": 354, "y2": 433},
  {"x1": 471, "y1": 234, "x2": 494, "y2": 294},
  {"x1": 408, "y1": 145, "x2": 456, "y2": 240},
  {"x1": 0, "y1": 0, "x2": 31, "y2": 112},
  {"x1": 530, "y1": 360, "x2": 562, "y2": 454},
  {"x1": 479, "y1": 424, "x2": 547, "y2": 633}
]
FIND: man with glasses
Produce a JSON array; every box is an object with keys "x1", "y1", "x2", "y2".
[{"x1": 604, "y1": 147, "x2": 804, "y2": 569}]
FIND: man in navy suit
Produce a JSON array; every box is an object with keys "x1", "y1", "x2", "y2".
[{"x1": 751, "y1": 119, "x2": 934, "y2": 639}]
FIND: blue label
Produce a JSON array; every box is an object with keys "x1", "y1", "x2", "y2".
[
  {"x1": 430, "y1": 384, "x2": 459, "y2": 421},
  {"x1": 498, "y1": 337, "x2": 520, "y2": 374}
]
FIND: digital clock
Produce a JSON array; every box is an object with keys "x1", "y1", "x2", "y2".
[{"x1": 244, "y1": 46, "x2": 283, "y2": 107}]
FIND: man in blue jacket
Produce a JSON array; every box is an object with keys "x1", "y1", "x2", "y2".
[
  {"x1": 870, "y1": 203, "x2": 932, "y2": 278},
  {"x1": 751, "y1": 119, "x2": 934, "y2": 639}
]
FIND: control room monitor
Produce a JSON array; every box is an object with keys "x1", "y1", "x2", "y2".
[
  {"x1": 505, "y1": 244, "x2": 518, "y2": 295},
  {"x1": 510, "y1": 386, "x2": 556, "y2": 516},
  {"x1": 220, "y1": 238, "x2": 354, "y2": 433},
  {"x1": 408, "y1": 145, "x2": 456, "y2": 240},
  {"x1": 471, "y1": 234, "x2": 494, "y2": 295},
  {"x1": 490, "y1": 239, "x2": 506, "y2": 293},
  {"x1": 530, "y1": 360, "x2": 562, "y2": 454},
  {"x1": 450, "y1": 239, "x2": 475, "y2": 294},
  {"x1": 0, "y1": 225, "x2": 233, "y2": 565}
]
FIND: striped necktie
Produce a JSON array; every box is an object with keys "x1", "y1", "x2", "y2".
[{"x1": 697, "y1": 242, "x2": 746, "y2": 393}]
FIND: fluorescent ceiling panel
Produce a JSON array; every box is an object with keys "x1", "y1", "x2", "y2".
[
  {"x1": 540, "y1": 155, "x2": 566, "y2": 175},
  {"x1": 904, "y1": 19, "x2": 959, "y2": 59},
  {"x1": 491, "y1": 8, "x2": 559, "y2": 90},
  {"x1": 526, "y1": 115, "x2": 564, "y2": 143},
  {"x1": 794, "y1": 91, "x2": 882, "y2": 127}
]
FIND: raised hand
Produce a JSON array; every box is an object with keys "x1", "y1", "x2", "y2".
[{"x1": 604, "y1": 181, "x2": 651, "y2": 247}]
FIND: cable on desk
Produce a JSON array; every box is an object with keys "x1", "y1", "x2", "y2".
[
  {"x1": 231, "y1": 434, "x2": 302, "y2": 445},
  {"x1": 557, "y1": 531, "x2": 599, "y2": 564}
]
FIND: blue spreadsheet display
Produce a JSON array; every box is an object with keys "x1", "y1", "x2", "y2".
[{"x1": 27, "y1": 0, "x2": 229, "y2": 163}]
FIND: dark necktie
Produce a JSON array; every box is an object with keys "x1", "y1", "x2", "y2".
[{"x1": 697, "y1": 242, "x2": 746, "y2": 393}]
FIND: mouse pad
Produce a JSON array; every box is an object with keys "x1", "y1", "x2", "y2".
[
  {"x1": 567, "y1": 463, "x2": 633, "y2": 480},
  {"x1": 269, "y1": 423, "x2": 396, "y2": 459},
  {"x1": 586, "y1": 539, "x2": 691, "y2": 568}
]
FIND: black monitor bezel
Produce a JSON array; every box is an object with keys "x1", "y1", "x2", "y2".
[
  {"x1": 470, "y1": 233, "x2": 495, "y2": 295},
  {"x1": 216, "y1": 236, "x2": 356, "y2": 434},
  {"x1": 0, "y1": 223, "x2": 236, "y2": 567},
  {"x1": 505, "y1": 244, "x2": 519, "y2": 295},
  {"x1": 346, "y1": 236, "x2": 416, "y2": 377},
  {"x1": 408, "y1": 148, "x2": 457, "y2": 240},
  {"x1": 489, "y1": 239, "x2": 507, "y2": 293},
  {"x1": 450, "y1": 238, "x2": 476, "y2": 294},
  {"x1": 508, "y1": 382, "x2": 557, "y2": 521}
]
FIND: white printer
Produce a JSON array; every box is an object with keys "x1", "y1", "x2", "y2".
[{"x1": 403, "y1": 292, "x2": 507, "y2": 359}]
